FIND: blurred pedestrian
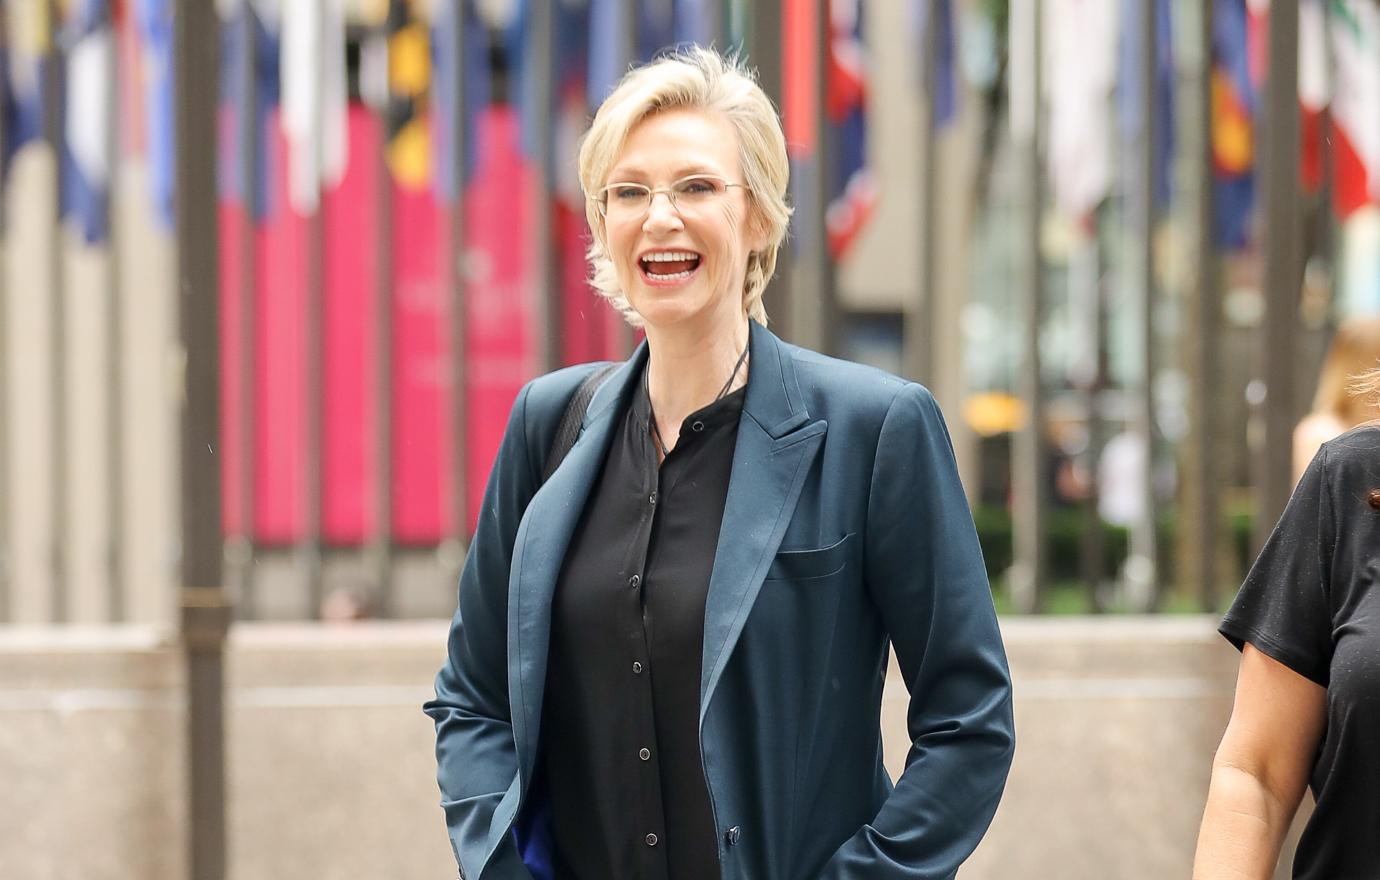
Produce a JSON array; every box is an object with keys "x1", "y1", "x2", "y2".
[
  {"x1": 425, "y1": 48, "x2": 1013, "y2": 880},
  {"x1": 1194, "y1": 368, "x2": 1380, "y2": 876},
  {"x1": 1292, "y1": 315, "x2": 1380, "y2": 485}
]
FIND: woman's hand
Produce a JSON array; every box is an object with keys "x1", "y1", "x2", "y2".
[{"x1": 1193, "y1": 643, "x2": 1326, "y2": 879}]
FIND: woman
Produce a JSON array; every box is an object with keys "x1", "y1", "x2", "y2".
[
  {"x1": 1194, "y1": 369, "x2": 1380, "y2": 878},
  {"x1": 1292, "y1": 316, "x2": 1380, "y2": 485},
  {"x1": 426, "y1": 48, "x2": 1013, "y2": 880}
]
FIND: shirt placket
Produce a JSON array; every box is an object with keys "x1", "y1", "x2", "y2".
[{"x1": 628, "y1": 425, "x2": 669, "y2": 878}]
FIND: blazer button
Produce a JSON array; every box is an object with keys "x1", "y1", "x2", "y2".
[
  {"x1": 639, "y1": 747, "x2": 651, "y2": 761},
  {"x1": 628, "y1": 574, "x2": 641, "y2": 589},
  {"x1": 691, "y1": 420, "x2": 705, "y2": 432},
  {"x1": 645, "y1": 833, "x2": 659, "y2": 847},
  {"x1": 725, "y1": 825, "x2": 741, "y2": 846}
]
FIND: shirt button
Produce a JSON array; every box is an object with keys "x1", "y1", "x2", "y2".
[
  {"x1": 645, "y1": 833, "x2": 659, "y2": 847},
  {"x1": 628, "y1": 574, "x2": 640, "y2": 589},
  {"x1": 632, "y1": 661, "x2": 643, "y2": 674},
  {"x1": 639, "y1": 747, "x2": 651, "y2": 761},
  {"x1": 691, "y1": 420, "x2": 705, "y2": 432},
  {"x1": 725, "y1": 825, "x2": 741, "y2": 846}
]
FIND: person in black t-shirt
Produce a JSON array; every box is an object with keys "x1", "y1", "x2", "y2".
[{"x1": 1195, "y1": 368, "x2": 1380, "y2": 879}]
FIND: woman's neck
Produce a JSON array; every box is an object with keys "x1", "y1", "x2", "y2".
[{"x1": 644, "y1": 315, "x2": 750, "y2": 448}]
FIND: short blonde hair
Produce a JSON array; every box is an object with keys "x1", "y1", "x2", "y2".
[
  {"x1": 577, "y1": 47, "x2": 792, "y2": 327},
  {"x1": 1316, "y1": 316, "x2": 1380, "y2": 422}
]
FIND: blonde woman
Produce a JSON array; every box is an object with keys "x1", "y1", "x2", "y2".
[
  {"x1": 1195, "y1": 368, "x2": 1380, "y2": 877},
  {"x1": 426, "y1": 49, "x2": 1013, "y2": 880},
  {"x1": 1292, "y1": 316, "x2": 1380, "y2": 485}
]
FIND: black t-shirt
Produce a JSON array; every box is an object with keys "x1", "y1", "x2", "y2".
[
  {"x1": 541, "y1": 371, "x2": 742, "y2": 880},
  {"x1": 1220, "y1": 424, "x2": 1380, "y2": 880}
]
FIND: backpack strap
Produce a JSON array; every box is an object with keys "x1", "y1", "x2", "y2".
[{"x1": 541, "y1": 362, "x2": 621, "y2": 484}]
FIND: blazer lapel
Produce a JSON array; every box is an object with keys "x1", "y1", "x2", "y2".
[
  {"x1": 507, "y1": 347, "x2": 647, "y2": 787},
  {"x1": 700, "y1": 321, "x2": 827, "y2": 725}
]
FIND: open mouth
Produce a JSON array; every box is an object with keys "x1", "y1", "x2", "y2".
[{"x1": 639, "y1": 250, "x2": 702, "y2": 283}]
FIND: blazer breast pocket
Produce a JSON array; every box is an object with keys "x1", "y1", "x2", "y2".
[{"x1": 766, "y1": 532, "x2": 857, "y2": 582}]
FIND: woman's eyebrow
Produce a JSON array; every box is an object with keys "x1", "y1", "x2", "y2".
[{"x1": 606, "y1": 164, "x2": 722, "y2": 181}]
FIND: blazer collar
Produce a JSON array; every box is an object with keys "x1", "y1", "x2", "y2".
[
  {"x1": 699, "y1": 321, "x2": 826, "y2": 724},
  {"x1": 583, "y1": 319, "x2": 809, "y2": 434}
]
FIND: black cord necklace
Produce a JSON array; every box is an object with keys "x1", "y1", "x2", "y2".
[{"x1": 648, "y1": 341, "x2": 750, "y2": 460}]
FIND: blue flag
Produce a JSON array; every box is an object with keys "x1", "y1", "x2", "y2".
[
  {"x1": 136, "y1": 0, "x2": 174, "y2": 228},
  {"x1": 1118, "y1": 0, "x2": 1176, "y2": 209},
  {"x1": 219, "y1": 1, "x2": 280, "y2": 221}
]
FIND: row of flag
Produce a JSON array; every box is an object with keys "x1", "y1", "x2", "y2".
[
  {"x1": 1041, "y1": 0, "x2": 1380, "y2": 251},
  {"x1": 41, "y1": 0, "x2": 1343, "y2": 545}
]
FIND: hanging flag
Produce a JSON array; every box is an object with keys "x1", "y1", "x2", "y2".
[
  {"x1": 2, "y1": 1, "x2": 47, "y2": 185},
  {"x1": 280, "y1": 0, "x2": 347, "y2": 214},
  {"x1": 380, "y1": 0, "x2": 430, "y2": 191},
  {"x1": 135, "y1": 0, "x2": 174, "y2": 226},
  {"x1": 914, "y1": 0, "x2": 958, "y2": 128},
  {"x1": 60, "y1": 0, "x2": 114, "y2": 244},
  {"x1": 824, "y1": 0, "x2": 876, "y2": 258},
  {"x1": 219, "y1": 0, "x2": 280, "y2": 221},
  {"x1": 1211, "y1": 0, "x2": 1256, "y2": 249},
  {"x1": 1045, "y1": 0, "x2": 1116, "y2": 222},
  {"x1": 1298, "y1": 0, "x2": 1380, "y2": 219},
  {"x1": 430, "y1": 0, "x2": 490, "y2": 202},
  {"x1": 1117, "y1": 0, "x2": 1176, "y2": 210}
]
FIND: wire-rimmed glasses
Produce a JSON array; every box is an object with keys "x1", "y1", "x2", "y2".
[{"x1": 591, "y1": 174, "x2": 748, "y2": 221}]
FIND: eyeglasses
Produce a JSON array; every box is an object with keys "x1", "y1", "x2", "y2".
[{"x1": 592, "y1": 174, "x2": 748, "y2": 221}]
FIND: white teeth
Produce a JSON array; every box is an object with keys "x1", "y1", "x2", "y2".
[
  {"x1": 645, "y1": 268, "x2": 695, "y2": 281},
  {"x1": 642, "y1": 251, "x2": 699, "y2": 262}
]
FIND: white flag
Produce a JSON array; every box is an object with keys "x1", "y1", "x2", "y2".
[{"x1": 281, "y1": 0, "x2": 348, "y2": 215}]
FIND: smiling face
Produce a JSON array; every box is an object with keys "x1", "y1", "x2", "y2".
[{"x1": 601, "y1": 108, "x2": 766, "y2": 337}]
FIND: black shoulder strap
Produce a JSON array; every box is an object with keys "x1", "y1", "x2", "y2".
[{"x1": 542, "y1": 362, "x2": 621, "y2": 484}]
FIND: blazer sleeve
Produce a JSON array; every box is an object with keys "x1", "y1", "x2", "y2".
[
  {"x1": 424, "y1": 383, "x2": 540, "y2": 880},
  {"x1": 819, "y1": 382, "x2": 1015, "y2": 879}
]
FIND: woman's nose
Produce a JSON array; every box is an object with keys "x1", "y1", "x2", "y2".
[{"x1": 642, "y1": 192, "x2": 684, "y2": 231}]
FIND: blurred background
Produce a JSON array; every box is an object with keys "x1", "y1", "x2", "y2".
[{"x1": 0, "y1": 0, "x2": 1371, "y2": 877}]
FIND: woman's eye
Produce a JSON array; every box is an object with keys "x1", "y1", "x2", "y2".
[
  {"x1": 613, "y1": 186, "x2": 647, "y2": 200},
  {"x1": 680, "y1": 179, "x2": 717, "y2": 195}
]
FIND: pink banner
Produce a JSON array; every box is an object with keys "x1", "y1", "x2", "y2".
[
  {"x1": 321, "y1": 105, "x2": 381, "y2": 544},
  {"x1": 465, "y1": 106, "x2": 539, "y2": 532}
]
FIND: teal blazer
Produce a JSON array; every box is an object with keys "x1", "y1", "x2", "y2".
[{"x1": 426, "y1": 320, "x2": 1014, "y2": 879}]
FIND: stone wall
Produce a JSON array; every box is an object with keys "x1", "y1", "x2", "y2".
[{"x1": 0, "y1": 616, "x2": 1301, "y2": 879}]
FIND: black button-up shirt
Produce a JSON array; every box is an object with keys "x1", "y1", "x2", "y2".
[{"x1": 542, "y1": 368, "x2": 743, "y2": 880}]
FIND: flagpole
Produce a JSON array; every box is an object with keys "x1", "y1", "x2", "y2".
[
  {"x1": 303, "y1": 1, "x2": 326, "y2": 618},
  {"x1": 1010, "y1": 0, "x2": 1048, "y2": 613},
  {"x1": 231, "y1": 0, "x2": 260, "y2": 619},
  {"x1": 174, "y1": 0, "x2": 229, "y2": 873},
  {"x1": 43, "y1": 0, "x2": 70, "y2": 622},
  {"x1": 1126, "y1": 0, "x2": 1161, "y2": 611},
  {"x1": 813, "y1": 0, "x2": 837, "y2": 357},
  {"x1": 445, "y1": 1, "x2": 471, "y2": 568},
  {"x1": 615, "y1": 0, "x2": 634, "y2": 358},
  {"x1": 105, "y1": 0, "x2": 126, "y2": 621},
  {"x1": 0, "y1": 2, "x2": 9, "y2": 623},
  {"x1": 787, "y1": 0, "x2": 831, "y2": 354},
  {"x1": 906, "y1": 0, "x2": 939, "y2": 387},
  {"x1": 749, "y1": 0, "x2": 790, "y2": 340},
  {"x1": 530, "y1": 0, "x2": 561, "y2": 372},
  {"x1": 1255, "y1": 0, "x2": 1301, "y2": 551},
  {"x1": 371, "y1": 8, "x2": 398, "y2": 616},
  {"x1": 1183, "y1": 0, "x2": 1222, "y2": 611}
]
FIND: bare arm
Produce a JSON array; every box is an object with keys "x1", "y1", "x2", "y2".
[{"x1": 1193, "y1": 644, "x2": 1326, "y2": 880}]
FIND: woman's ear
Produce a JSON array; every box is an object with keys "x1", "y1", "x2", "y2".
[{"x1": 746, "y1": 206, "x2": 771, "y2": 254}]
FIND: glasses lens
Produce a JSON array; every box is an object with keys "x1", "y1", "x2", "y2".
[
  {"x1": 673, "y1": 176, "x2": 727, "y2": 209},
  {"x1": 604, "y1": 184, "x2": 651, "y2": 219}
]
